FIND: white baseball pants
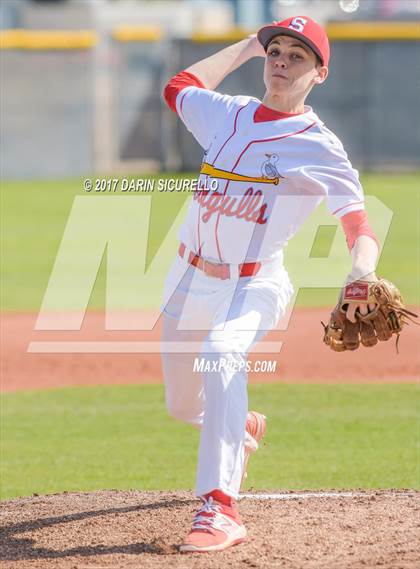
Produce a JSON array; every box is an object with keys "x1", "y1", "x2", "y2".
[{"x1": 160, "y1": 252, "x2": 293, "y2": 499}]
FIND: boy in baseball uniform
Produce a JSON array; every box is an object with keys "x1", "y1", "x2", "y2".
[{"x1": 162, "y1": 16, "x2": 379, "y2": 552}]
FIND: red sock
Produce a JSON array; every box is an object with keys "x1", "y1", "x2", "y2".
[{"x1": 204, "y1": 489, "x2": 233, "y2": 507}]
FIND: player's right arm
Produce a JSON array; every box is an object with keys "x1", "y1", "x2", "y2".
[
  {"x1": 162, "y1": 35, "x2": 264, "y2": 149},
  {"x1": 184, "y1": 34, "x2": 265, "y2": 90}
]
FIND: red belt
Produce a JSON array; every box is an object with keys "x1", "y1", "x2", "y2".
[{"x1": 178, "y1": 243, "x2": 261, "y2": 280}]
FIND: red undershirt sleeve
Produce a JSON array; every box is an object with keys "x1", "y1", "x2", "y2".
[
  {"x1": 163, "y1": 71, "x2": 206, "y2": 113},
  {"x1": 340, "y1": 210, "x2": 380, "y2": 252}
]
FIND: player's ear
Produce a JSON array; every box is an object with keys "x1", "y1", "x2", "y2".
[{"x1": 314, "y1": 66, "x2": 328, "y2": 85}]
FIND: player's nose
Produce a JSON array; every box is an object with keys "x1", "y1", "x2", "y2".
[{"x1": 274, "y1": 58, "x2": 287, "y2": 69}]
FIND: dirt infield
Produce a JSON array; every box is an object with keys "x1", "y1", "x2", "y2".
[
  {"x1": 1, "y1": 490, "x2": 418, "y2": 568},
  {"x1": 1, "y1": 308, "x2": 419, "y2": 392}
]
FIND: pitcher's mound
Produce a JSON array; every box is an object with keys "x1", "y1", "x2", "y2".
[{"x1": 1, "y1": 489, "x2": 418, "y2": 568}]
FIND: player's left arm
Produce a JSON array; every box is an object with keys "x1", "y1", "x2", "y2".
[
  {"x1": 306, "y1": 130, "x2": 381, "y2": 323},
  {"x1": 324, "y1": 208, "x2": 417, "y2": 351},
  {"x1": 342, "y1": 219, "x2": 379, "y2": 322},
  {"x1": 312, "y1": 130, "x2": 417, "y2": 350}
]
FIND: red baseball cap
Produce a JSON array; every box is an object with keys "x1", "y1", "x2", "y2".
[{"x1": 257, "y1": 16, "x2": 330, "y2": 67}]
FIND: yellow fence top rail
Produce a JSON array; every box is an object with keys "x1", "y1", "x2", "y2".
[
  {"x1": 192, "y1": 27, "x2": 251, "y2": 43},
  {"x1": 328, "y1": 21, "x2": 420, "y2": 40},
  {"x1": 192, "y1": 21, "x2": 420, "y2": 43},
  {"x1": 1, "y1": 21, "x2": 418, "y2": 50},
  {"x1": 0, "y1": 29, "x2": 98, "y2": 50},
  {"x1": 112, "y1": 25, "x2": 163, "y2": 42}
]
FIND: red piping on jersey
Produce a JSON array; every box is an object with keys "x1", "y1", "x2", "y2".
[
  {"x1": 332, "y1": 199, "x2": 364, "y2": 217},
  {"x1": 214, "y1": 178, "x2": 232, "y2": 261},
  {"x1": 231, "y1": 121, "x2": 317, "y2": 172},
  {"x1": 163, "y1": 71, "x2": 206, "y2": 113},
  {"x1": 340, "y1": 210, "x2": 380, "y2": 251},
  {"x1": 214, "y1": 120, "x2": 318, "y2": 261},
  {"x1": 212, "y1": 104, "x2": 249, "y2": 164},
  {"x1": 179, "y1": 91, "x2": 189, "y2": 122},
  {"x1": 197, "y1": 175, "x2": 209, "y2": 255},
  {"x1": 205, "y1": 104, "x2": 248, "y2": 259}
]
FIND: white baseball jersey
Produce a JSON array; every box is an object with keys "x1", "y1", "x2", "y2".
[{"x1": 175, "y1": 86, "x2": 364, "y2": 264}]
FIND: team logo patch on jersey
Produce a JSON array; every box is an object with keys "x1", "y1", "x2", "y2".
[{"x1": 261, "y1": 154, "x2": 283, "y2": 181}]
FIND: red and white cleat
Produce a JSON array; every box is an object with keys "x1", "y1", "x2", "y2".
[
  {"x1": 242, "y1": 411, "x2": 267, "y2": 487},
  {"x1": 179, "y1": 496, "x2": 247, "y2": 553}
]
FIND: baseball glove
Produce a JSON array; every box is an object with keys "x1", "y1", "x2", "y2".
[{"x1": 322, "y1": 278, "x2": 418, "y2": 352}]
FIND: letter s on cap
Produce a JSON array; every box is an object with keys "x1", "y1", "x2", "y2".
[{"x1": 288, "y1": 17, "x2": 307, "y2": 33}]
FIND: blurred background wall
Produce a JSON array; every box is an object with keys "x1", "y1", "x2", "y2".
[{"x1": 1, "y1": 0, "x2": 420, "y2": 179}]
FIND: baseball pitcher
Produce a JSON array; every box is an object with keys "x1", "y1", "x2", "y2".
[{"x1": 160, "y1": 16, "x2": 414, "y2": 553}]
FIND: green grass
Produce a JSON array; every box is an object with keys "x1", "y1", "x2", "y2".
[
  {"x1": 1, "y1": 384, "x2": 418, "y2": 500},
  {"x1": 1, "y1": 173, "x2": 419, "y2": 311}
]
